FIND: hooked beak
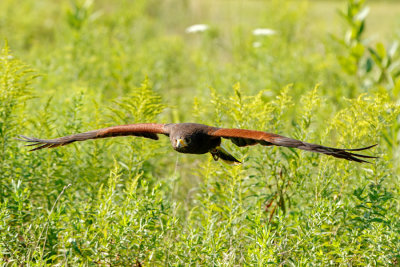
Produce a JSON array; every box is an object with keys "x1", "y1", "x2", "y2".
[{"x1": 176, "y1": 138, "x2": 188, "y2": 148}]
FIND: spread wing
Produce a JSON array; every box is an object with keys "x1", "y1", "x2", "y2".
[
  {"x1": 17, "y1": 123, "x2": 169, "y2": 151},
  {"x1": 209, "y1": 128, "x2": 377, "y2": 163}
]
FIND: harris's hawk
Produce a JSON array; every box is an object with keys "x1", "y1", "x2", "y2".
[{"x1": 18, "y1": 123, "x2": 377, "y2": 164}]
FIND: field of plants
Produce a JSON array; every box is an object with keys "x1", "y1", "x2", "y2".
[{"x1": 1, "y1": 0, "x2": 400, "y2": 265}]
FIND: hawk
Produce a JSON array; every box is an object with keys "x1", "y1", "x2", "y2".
[{"x1": 18, "y1": 123, "x2": 377, "y2": 164}]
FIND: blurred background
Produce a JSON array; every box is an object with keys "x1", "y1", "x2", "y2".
[{"x1": 1, "y1": 0, "x2": 399, "y2": 111}]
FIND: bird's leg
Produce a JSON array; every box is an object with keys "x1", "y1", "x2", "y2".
[{"x1": 210, "y1": 146, "x2": 241, "y2": 165}]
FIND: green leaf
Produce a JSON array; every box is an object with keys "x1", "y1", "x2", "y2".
[
  {"x1": 351, "y1": 43, "x2": 365, "y2": 59},
  {"x1": 368, "y1": 47, "x2": 383, "y2": 67},
  {"x1": 356, "y1": 21, "x2": 365, "y2": 40},
  {"x1": 365, "y1": 57, "x2": 373, "y2": 73},
  {"x1": 376, "y1": 42, "x2": 387, "y2": 60}
]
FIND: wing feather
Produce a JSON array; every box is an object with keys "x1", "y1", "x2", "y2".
[
  {"x1": 17, "y1": 123, "x2": 168, "y2": 151},
  {"x1": 210, "y1": 128, "x2": 377, "y2": 163}
]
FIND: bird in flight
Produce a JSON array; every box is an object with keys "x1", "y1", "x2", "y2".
[{"x1": 18, "y1": 123, "x2": 377, "y2": 164}]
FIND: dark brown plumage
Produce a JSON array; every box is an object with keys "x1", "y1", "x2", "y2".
[{"x1": 17, "y1": 122, "x2": 377, "y2": 163}]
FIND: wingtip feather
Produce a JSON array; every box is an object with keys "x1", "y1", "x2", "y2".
[{"x1": 344, "y1": 144, "x2": 378, "y2": 151}]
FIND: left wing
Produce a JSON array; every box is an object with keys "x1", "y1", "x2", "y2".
[{"x1": 209, "y1": 128, "x2": 377, "y2": 163}]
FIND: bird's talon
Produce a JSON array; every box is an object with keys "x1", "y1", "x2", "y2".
[{"x1": 211, "y1": 151, "x2": 219, "y2": 161}]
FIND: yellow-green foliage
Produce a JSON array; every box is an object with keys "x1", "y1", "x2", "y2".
[
  {"x1": 1, "y1": 0, "x2": 400, "y2": 265},
  {"x1": 0, "y1": 44, "x2": 35, "y2": 158}
]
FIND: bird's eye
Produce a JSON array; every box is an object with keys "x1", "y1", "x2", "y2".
[{"x1": 185, "y1": 138, "x2": 190, "y2": 144}]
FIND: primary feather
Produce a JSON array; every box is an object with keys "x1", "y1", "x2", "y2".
[{"x1": 17, "y1": 123, "x2": 166, "y2": 151}]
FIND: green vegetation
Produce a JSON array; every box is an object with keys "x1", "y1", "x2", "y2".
[{"x1": 1, "y1": 0, "x2": 400, "y2": 265}]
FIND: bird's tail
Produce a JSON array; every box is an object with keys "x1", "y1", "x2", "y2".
[{"x1": 210, "y1": 146, "x2": 241, "y2": 165}]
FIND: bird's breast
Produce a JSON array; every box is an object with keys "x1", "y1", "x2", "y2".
[{"x1": 174, "y1": 134, "x2": 221, "y2": 154}]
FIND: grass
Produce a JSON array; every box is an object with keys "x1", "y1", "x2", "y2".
[{"x1": 1, "y1": 0, "x2": 400, "y2": 265}]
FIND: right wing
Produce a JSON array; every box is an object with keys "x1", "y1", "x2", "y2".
[{"x1": 17, "y1": 123, "x2": 168, "y2": 151}]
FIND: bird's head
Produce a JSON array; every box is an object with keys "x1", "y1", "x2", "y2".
[{"x1": 172, "y1": 136, "x2": 190, "y2": 150}]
